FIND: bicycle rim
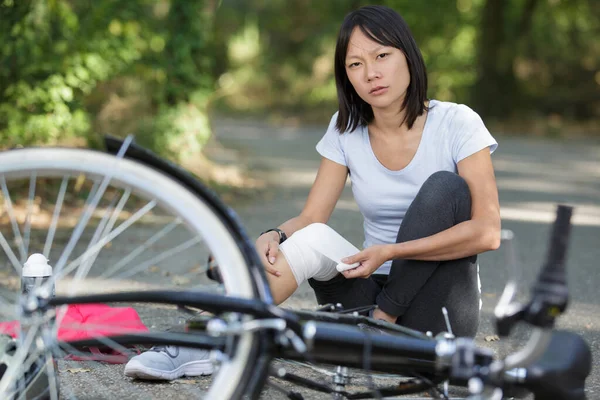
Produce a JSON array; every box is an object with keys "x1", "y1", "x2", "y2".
[{"x1": 0, "y1": 146, "x2": 266, "y2": 400}]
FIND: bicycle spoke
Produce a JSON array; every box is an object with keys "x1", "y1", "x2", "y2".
[
  {"x1": 76, "y1": 189, "x2": 130, "y2": 281},
  {"x1": 9, "y1": 346, "x2": 46, "y2": 398},
  {"x1": 1, "y1": 175, "x2": 26, "y2": 263},
  {"x1": 0, "y1": 230, "x2": 22, "y2": 275},
  {"x1": 0, "y1": 324, "x2": 40, "y2": 393},
  {"x1": 0, "y1": 294, "x2": 17, "y2": 319},
  {"x1": 23, "y1": 172, "x2": 36, "y2": 256},
  {"x1": 53, "y1": 179, "x2": 100, "y2": 275},
  {"x1": 43, "y1": 176, "x2": 69, "y2": 259},
  {"x1": 73, "y1": 194, "x2": 120, "y2": 284},
  {"x1": 113, "y1": 236, "x2": 202, "y2": 280},
  {"x1": 48, "y1": 200, "x2": 157, "y2": 335},
  {"x1": 44, "y1": 348, "x2": 60, "y2": 400},
  {"x1": 53, "y1": 136, "x2": 133, "y2": 277},
  {"x1": 58, "y1": 200, "x2": 157, "y2": 292},
  {"x1": 51, "y1": 304, "x2": 69, "y2": 340},
  {"x1": 103, "y1": 188, "x2": 131, "y2": 237},
  {"x1": 100, "y1": 217, "x2": 182, "y2": 278}
]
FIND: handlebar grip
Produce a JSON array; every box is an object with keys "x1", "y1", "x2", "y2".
[
  {"x1": 539, "y1": 204, "x2": 573, "y2": 284},
  {"x1": 525, "y1": 204, "x2": 574, "y2": 327}
]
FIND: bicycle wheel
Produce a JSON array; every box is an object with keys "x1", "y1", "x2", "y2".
[{"x1": 0, "y1": 142, "x2": 270, "y2": 399}]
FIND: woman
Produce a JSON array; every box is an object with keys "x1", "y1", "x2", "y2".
[
  {"x1": 258, "y1": 5, "x2": 500, "y2": 337},
  {"x1": 124, "y1": 4, "x2": 500, "y2": 381}
]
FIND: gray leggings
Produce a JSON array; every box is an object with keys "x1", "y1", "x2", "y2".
[{"x1": 308, "y1": 171, "x2": 480, "y2": 338}]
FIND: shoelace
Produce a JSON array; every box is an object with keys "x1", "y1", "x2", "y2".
[{"x1": 150, "y1": 345, "x2": 179, "y2": 358}]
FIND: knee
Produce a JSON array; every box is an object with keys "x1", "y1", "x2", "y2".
[
  {"x1": 420, "y1": 171, "x2": 470, "y2": 202},
  {"x1": 293, "y1": 222, "x2": 328, "y2": 237},
  {"x1": 280, "y1": 225, "x2": 339, "y2": 284},
  {"x1": 424, "y1": 171, "x2": 468, "y2": 193},
  {"x1": 409, "y1": 171, "x2": 472, "y2": 221}
]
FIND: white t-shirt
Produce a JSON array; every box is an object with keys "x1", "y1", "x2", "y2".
[{"x1": 316, "y1": 99, "x2": 498, "y2": 275}]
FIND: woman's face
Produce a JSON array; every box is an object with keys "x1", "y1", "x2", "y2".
[{"x1": 344, "y1": 27, "x2": 410, "y2": 112}]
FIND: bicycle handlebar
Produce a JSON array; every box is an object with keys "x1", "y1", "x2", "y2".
[
  {"x1": 544, "y1": 204, "x2": 573, "y2": 276},
  {"x1": 496, "y1": 205, "x2": 574, "y2": 371},
  {"x1": 296, "y1": 205, "x2": 584, "y2": 397},
  {"x1": 524, "y1": 204, "x2": 573, "y2": 329}
]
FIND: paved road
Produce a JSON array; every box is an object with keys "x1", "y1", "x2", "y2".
[
  {"x1": 211, "y1": 117, "x2": 600, "y2": 399},
  {"x1": 53, "y1": 116, "x2": 599, "y2": 399}
]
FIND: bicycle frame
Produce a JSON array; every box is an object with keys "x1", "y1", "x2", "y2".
[
  {"x1": 47, "y1": 286, "x2": 590, "y2": 400},
  {"x1": 42, "y1": 203, "x2": 591, "y2": 400},
  {"x1": 21, "y1": 139, "x2": 582, "y2": 399},
  {"x1": 48, "y1": 290, "x2": 489, "y2": 390}
]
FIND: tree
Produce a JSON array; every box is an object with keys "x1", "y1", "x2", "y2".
[
  {"x1": 0, "y1": 0, "x2": 145, "y2": 147},
  {"x1": 473, "y1": 0, "x2": 600, "y2": 121},
  {"x1": 0, "y1": 0, "x2": 219, "y2": 163}
]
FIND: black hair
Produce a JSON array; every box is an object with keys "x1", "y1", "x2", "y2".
[{"x1": 334, "y1": 5, "x2": 428, "y2": 133}]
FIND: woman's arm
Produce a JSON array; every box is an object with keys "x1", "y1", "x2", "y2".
[
  {"x1": 342, "y1": 147, "x2": 500, "y2": 276},
  {"x1": 387, "y1": 147, "x2": 501, "y2": 261},
  {"x1": 275, "y1": 157, "x2": 349, "y2": 237},
  {"x1": 258, "y1": 157, "x2": 348, "y2": 270}
]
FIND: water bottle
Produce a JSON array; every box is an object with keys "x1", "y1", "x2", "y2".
[
  {"x1": 20, "y1": 254, "x2": 59, "y2": 398},
  {"x1": 21, "y1": 253, "x2": 55, "y2": 299}
]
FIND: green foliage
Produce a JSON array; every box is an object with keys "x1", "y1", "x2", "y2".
[
  {"x1": 212, "y1": 0, "x2": 482, "y2": 116},
  {"x1": 0, "y1": 0, "x2": 598, "y2": 153},
  {"x1": 214, "y1": 0, "x2": 599, "y2": 125},
  {"x1": 133, "y1": 0, "x2": 216, "y2": 163},
  {"x1": 0, "y1": 0, "x2": 146, "y2": 147},
  {"x1": 519, "y1": 0, "x2": 600, "y2": 118},
  {"x1": 0, "y1": 0, "x2": 216, "y2": 162},
  {"x1": 134, "y1": 93, "x2": 212, "y2": 163}
]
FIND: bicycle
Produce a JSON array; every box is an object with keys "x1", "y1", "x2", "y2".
[{"x1": 0, "y1": 136, "x2": 591, "y2": 399}]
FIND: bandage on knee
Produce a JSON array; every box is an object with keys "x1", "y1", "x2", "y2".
[{"x1": 279, "y1": 223, "x2": 360, "y2": 285}]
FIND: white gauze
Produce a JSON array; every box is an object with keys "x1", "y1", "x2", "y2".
[{"x1": 279, "y1": 223, "x2": 361, "y2": 286}]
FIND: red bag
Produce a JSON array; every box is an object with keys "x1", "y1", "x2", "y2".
[{"x1": 0, "y1": 304, "x2": 148, "y2": 364}]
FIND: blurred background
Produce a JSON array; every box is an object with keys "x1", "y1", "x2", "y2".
[
  {"x1": 1, "y1": 0, "x2": 599, "y2": 178},
  {"x1": 1, "y1": 3, "x2": 599, "y2": 397}
]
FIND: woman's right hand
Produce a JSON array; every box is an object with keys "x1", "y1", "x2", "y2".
[{"x1": 255, "y1": 231, "x2": 282, "y2": 277}]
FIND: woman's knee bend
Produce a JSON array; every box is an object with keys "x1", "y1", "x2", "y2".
[
  {"x1": 411, "y1": 171, "x2": 472, "y2": 217},
  {"x1": 422, "y1": 171, "x2": 469, "y2": 197}
]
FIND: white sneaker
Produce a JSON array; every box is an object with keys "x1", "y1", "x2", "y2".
[{"x1": 124, "y1": 345, "x2": 213, "y2": 380}]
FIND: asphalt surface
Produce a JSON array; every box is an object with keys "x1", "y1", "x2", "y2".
[
  {"x1": 212, "y1": 117, "x2": 600, "y2": 399},
  {"x1": 49, "y1": 116, "x2": 599, "y2": 399}
]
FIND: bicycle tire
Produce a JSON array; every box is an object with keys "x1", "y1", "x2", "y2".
[{"x1": 0, "y1": 146, "x2": 270, "y2": 400}]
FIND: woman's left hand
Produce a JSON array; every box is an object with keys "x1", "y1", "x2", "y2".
[{"x1": 340, "y1": 244, "x2": 393, "y2": 279}]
